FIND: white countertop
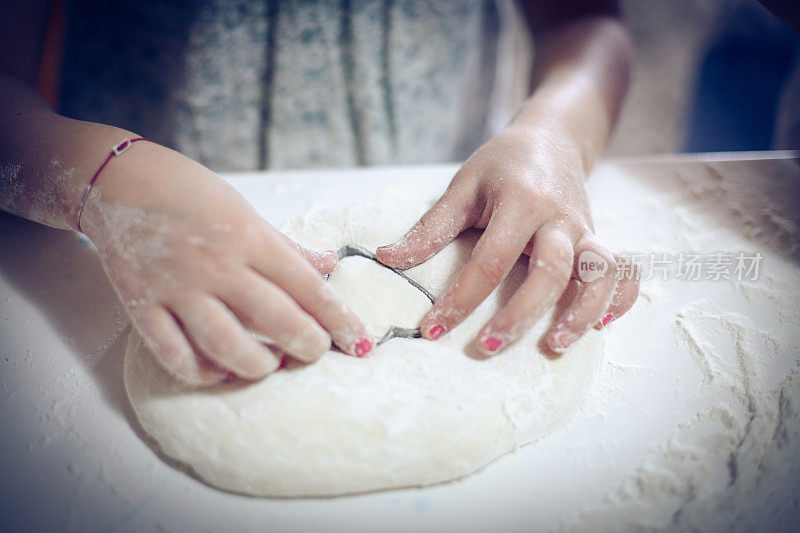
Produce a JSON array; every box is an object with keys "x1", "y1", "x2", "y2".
[{"x1": 1, "y1": 152, "x2": 798, "y2": 532}]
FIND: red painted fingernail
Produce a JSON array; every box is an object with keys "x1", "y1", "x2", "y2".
[
  {"x1": 354, "y1": 337, "x2": 373, "y2": 357},
  {"x1": 429, "y1": 324, "x2": 445, "y2": 340},
  {"x1": 601, "y1": 314, "x2": 614, "y2": 327},
  {"x1": 483, "y1": 336, "x2": 502, "y2": 352}
]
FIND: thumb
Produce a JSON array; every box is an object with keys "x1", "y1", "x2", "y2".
[
  {"x1": 376, "y1": 187, "x2": 475, "y2": 269},
  {"x1": 280, "y1": 233, "x2": 338, "y2": 276}
]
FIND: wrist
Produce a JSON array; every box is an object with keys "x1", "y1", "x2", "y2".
[
  {"x1": 76, "y1": 136, "x2": 150, "y2": 234},
  {"x1": 78, "y1": 140, "x2": 222, "y2": 241},
  {"x1": 77, "y1": 136, "x2": 161, "y2": 240},
  {"x1": 51, "y1": 122, "x2": 140, "y2": 232}
]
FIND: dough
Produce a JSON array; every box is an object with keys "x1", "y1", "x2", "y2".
[
  {"x1": 326, "y1": 255, "x2": 432, "y2": 337},
  {"x1": 124, "y1": 200, "x2": 604, "y2": 497}
]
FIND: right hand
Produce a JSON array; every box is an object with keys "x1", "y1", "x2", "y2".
[{"x1": 81, "y1": 140, "x2": 373, "y2": 386}]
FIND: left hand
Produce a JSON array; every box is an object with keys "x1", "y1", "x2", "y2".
[{"x1": 376, "y1": 123, "x2": 639, "y2": 355}]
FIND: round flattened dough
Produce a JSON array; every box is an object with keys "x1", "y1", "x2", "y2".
[{"x1": 124, "y1": 200, "x2": 604, "y2": 497}]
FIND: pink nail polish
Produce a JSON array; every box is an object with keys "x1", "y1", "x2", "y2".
[
  {"x1": 601, "y1": 314, "x2": 614, "y2": 327},
  {"x1": 376, "y1": 244, "x2": 395, "y2": 257},
  {"x1": 354, "y1": 337, "x2": 372, "y2": 357},
  {"x1": 429, "y1": 324, "x2": 445, "y2": 340},
  {"x1": 483, "y1": 336, "x2": 502, "y2": 352}
]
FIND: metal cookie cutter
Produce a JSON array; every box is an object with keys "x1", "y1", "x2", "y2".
[{"x1": 333, "y1": 245, "x2": 436, "y2": 345}]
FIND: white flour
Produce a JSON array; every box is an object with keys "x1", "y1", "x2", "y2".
[{"x1": 558, "y1": 160, "x2": 800, "y2": 531}]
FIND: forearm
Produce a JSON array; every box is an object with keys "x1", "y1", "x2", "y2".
[
  {"x1": 0, "y1": 73, "x2": 136, "y2": 230},
  {"x1": 509, "y1": 15, "x2": 632, "y2": 173}
]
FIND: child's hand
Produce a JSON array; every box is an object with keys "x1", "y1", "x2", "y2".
[
  {"x1": 377, "y1": 123, "x2": 639, "y2": 355},
  {"x1": 82, "y1": 142, "x2": 372, "y2": 385}
]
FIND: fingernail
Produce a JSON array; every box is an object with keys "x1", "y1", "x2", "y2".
[
  {"x1": 354, "y1": 337, "x2": 373, "y2": 357},
  {"x1": 601, "y1": 313, "x2": 614, "y2": 327},
  {"x1": 551, "y1": 330, "x2": 574, "y2": 352},
  {"x1": 429, "y1": 324, "x2": 445, "y2": 340},
  {"x1": 483, "y1": 336, "x2": 502, "y2": 352}
]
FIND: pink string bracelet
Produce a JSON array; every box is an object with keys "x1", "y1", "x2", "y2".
[{"x1": 76, "y1": 137, "x2": 148, "y2": 233}]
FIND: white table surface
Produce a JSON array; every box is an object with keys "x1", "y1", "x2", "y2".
[{"x1": 1, "y1": 152, "x2": 798, "y2": 532}]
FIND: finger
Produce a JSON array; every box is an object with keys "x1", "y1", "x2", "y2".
[
  {"x1": 419, "y1": 205, "x2": 534, "y2": 340},
  {"x1": 251, "y1": 239, "x2": 374, "y2": 358},
  {"x1": 376, "y1": 184, "x2": 478, "y2": 269},
  {"x1": 594, "y1": 255, "x2": 640, "y2": 329},
  {"x1": 217, "y1": 268, "x2": 331, "y2": 363},
  {"x1": 132, "y1": 305, "x2": 227, "y2": 386},
  {"x1": 278, "y1": 233, "x2": 339, "y2": 276},
  {"x1": 544, "y1": 238, "x2": 618, "y2": 353},
  {"x1": 305, "y1": 248, "x2": 339, "y2": 276},
  {"x1": 476, "y1": 228, "x2": 573, "y2": 355},
  {"x1": 170, "y1": 293, "x2": 282, "y2": 379}
]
